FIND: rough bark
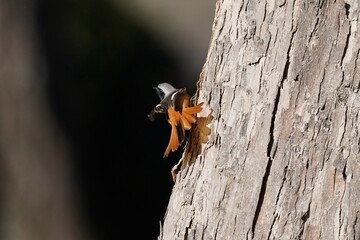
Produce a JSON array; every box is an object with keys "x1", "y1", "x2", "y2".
[
  {"x1": 0, "y1": 1, "x2": 87, "y2": 239},
  {"x1": 161, "y1": 0, "x2": 360, "y2": 239}
]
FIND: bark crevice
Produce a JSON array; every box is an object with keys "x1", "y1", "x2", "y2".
[
  {"x1": 340, "y1": 23, "x2": 351, "y2": 66},
  {"x1": 251, "y1": 22, "x2": 295, "y2": 234},
  {"x1": 251, "y1": 157, "x2": 273, "y2": 235}
]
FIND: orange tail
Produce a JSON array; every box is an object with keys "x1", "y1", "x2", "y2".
[
  {"x1": 164, "y1": 108, "x2": 182, "y2": 157},
  {"x1": 164, "y1": 121, "x2": 180, "y2": 157}
]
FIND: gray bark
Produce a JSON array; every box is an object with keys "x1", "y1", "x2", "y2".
[{"x1": 161, "y1": 0, "x2": 360, "y2": 239}]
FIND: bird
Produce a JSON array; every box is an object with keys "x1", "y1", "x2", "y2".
[{"x1": 148, "y1": 83, "x2": 204, "y2": 157}]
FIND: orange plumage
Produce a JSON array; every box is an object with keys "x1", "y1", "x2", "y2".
[
  {"x1": 148, "y1": 83, "x2": 203, "y2": 157},
  {"x1": 163, "y1": 102, "x2": 204, "y2": 157}
]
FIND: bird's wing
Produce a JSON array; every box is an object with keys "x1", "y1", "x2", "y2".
[
  {"x1": 163, "y1": 102, "x2": 204, "y2": 157},
  {"x1": 180, "y1": 102, "x2": 204, "y2": 129}
]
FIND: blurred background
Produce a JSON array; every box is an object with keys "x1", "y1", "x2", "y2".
[{"x1": 0, "y1": 0, "x2": 214, "y2": 239}]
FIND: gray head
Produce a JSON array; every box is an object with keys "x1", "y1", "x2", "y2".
[{"x1": 154, "y1": 82, "x2": 177, "y2": 100}]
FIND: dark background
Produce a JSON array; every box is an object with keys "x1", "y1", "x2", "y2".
[{"x1": 35, "y1": 0, "x2": 213, "y2": 239}]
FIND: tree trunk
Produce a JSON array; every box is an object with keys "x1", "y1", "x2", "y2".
[{"x1": 160, "y1": 0, "x2": 360, "y2": 239}]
